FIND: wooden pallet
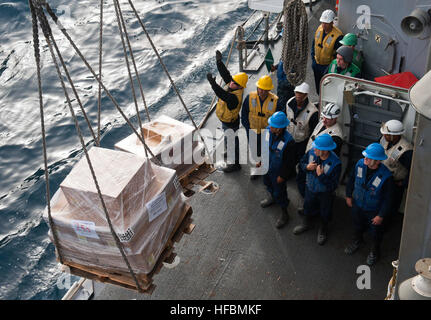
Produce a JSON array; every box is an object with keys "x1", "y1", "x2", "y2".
[
  {"x1": 60, "y1": 206, "x2": 194, "y2": 294},
  {"x1": 179, "y1": 163, "x2": 216, "y2": 197}
]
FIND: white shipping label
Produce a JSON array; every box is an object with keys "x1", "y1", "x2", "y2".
[
  {"x1": 372, "y1": 176, "x2": 382, "y2": 188},
  {"x1": 71, "y1": 220, "x2": 99, "y2": 239},
  {"x1": 146, "y1": 192, "x2": 168, "y2": 222},
  {"x1": 357, "y1": 167, "x2": 363, "y2": 178}
]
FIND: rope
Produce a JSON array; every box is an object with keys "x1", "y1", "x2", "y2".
[
  {"x1": 281, "y1": 0, "x2": 308, "y2": 86},
  {"x1": 385, "y1": 260, "x2": 399, "y2": 300},
  {"x1": 32, "y1": 0, "x2": 145, "y2": 292},
  {"x1": 96, "y1": 0, "x2": 103, "y2": 146},
  {"x1": 43, "y1": 1, "x2": 160, "y2": 165},
  {"x1": 112, "y1": 0, "x2": 148, "y2": 158},
  {"x1": 126, "y1": 0, "x2": 212, "y2": 161},
  {"x1": 114, "y1": 0, "x2": 151, "y2": 123},
  {"x1": 28, "y1": 0, "x2": 64, "y2": 265}
]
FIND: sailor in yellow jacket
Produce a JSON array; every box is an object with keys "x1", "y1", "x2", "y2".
[
  {"x1": 241, "y1": 75, "x2": 285, "y2": 179},
  {"x1": 207, "y1": 50, "x2": 248, "y2": 173},
  {"x1": 311, "y1": 9, "x2": 343, "y2": 94}
]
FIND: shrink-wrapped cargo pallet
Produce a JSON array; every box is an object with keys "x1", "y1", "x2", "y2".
[
  {"x1": 114, "y1": 115, "x2": 205, "y2": 178},
  {"x1": 43, "y1": 147, "x2": 189, "y2": 276}
]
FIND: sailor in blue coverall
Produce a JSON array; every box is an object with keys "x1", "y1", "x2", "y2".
[
  {"x1": 293, "y1": 134, "x2": 341, "y2": 245},
  {"x1": 259, "y1": 112, "x2": 296, "y2": 229},
  {"x1": 344, "y1": 143, "x2": 394, "y2": 266}
]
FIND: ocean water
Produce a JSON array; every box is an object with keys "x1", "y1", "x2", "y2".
[{"x1": 0, "y1": 0, "x2": 267, "y2": 299}]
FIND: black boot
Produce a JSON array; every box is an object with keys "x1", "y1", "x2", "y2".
[
  {"x1": 222, "y1": 163, "x2": 241, "y2": 173},
  {"x1": 260, "y1": 195, "x2": 274, "y2": 208},
  {"x1": 344, "y1": 234, "x2": 363, "y2": 255},
  {"x1": 276, "y1": 207, "x2": 289, "y2": 229},
  {"x1": 293, "y1": 215, "x2": 312, "y2": 235},
  {"x1": 366, "y1": 242, "x2": 380, "y2": 266},
  {"x1": 317, "y1": 222, "x2": 328, "y2": 245}
]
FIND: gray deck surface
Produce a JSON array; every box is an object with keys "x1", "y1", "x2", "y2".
[{"x1": 93, "y1": 0, "x2": 403, "y2": 300}]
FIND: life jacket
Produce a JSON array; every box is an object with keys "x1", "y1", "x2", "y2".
[
  {"x1": 327, "y1": 59, "x2": 361, "y2": 77},
  {"x1": 265, "y1": 127, "x2": 294, "y2": 178},
  {"x1": 314, "y1": 25, "x2": 343, "y2": 66},
  {"x1": 306, "y1": 121, "x2": 343, "y2": 153},
  {"x1": 352, "y1": 159, "x2": 392, "y2": 212},
  {"x1": 286, "y1": 97, "x2": 318, "y2": 143},
  {"x1": 215, "y1": 85, "x2": 244, "y2": 123},
  {"x1": 305, "y1": 149, "x2": 341, "y2": 193},
  {"x1": 380, "y1": 136, "x2": 413, "y2": 181},
  {"x1": 248, "y1": 91, "x2": 278, "y2": 134}
]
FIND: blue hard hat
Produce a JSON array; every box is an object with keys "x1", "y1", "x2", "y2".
[
  {"x1": 362, "y1": 143, "x2": 388, "y2": 160},
  {"x1": 312, "y1": 133, "x2": 337, "y2": 151},
  {"x1": 268, "y1": 111, "x2": 290, "y2": 128}
]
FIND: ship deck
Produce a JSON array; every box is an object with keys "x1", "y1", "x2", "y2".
[{"x1": 92, "y1": 0, "x2": 404, "y2": 300}]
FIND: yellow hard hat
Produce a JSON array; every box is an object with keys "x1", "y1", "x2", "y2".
[
  {"x1": 232, "y1": 72, "x2": 248, "y2": 88},
  {"x1": 256, "y1": 75, "x2": 274, "y2": 91}
]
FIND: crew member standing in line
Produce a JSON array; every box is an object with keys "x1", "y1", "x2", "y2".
[
  {"x1": 271, "y1": 60, "x2": 295, "y2": 110},
  {"x1": 379, "y1": 120, "x2": 413, "y2": 217},
  {"x1": 344, "y1": 143, "x2": 394, "y2": 266},
  {"x1": 241, "y1": 75, "x2": 284, "y2": 179},
  {"x1": 285, "y1": 82, "x2": 319, "y2": 167},
  {"x1": 311, "y1": 9, "x2": 343, "y2": 95},
  {"x1": 293, "y1": 134, "x2": 341, "y2": 245},
  {"x1": 207, "y1": 50, "x2": 248, "y2": 173},
  {"x1": 259, "y1": 112, "x2": 296, "y2": 229},
  {"x1": 296, "y1": 102, "x2": 343, "y2": 214}
]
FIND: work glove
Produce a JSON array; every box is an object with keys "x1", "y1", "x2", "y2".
[
  {"x1": 207, "y1": 72, "x2": 216, "y2": 84},
  {"x1": 215, "y1": 50, "x2": 222, "y2": 62}
]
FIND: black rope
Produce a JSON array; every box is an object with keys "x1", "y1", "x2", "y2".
[
  {"x1": 29, "y1": 0, "x2": 64, "y2": 265},
  {"x1": 33, "y1": 0, "x2": 145, "y2": 293}
]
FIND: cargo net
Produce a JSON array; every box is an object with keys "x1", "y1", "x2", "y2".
[{"x1": 29, "y1": 0, "x2": 213, "y2": 293}]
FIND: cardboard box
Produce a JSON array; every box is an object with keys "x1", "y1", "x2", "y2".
[
  {"x1": 114, "y1": 115, "x2": 204, "y2": 177},
  {"x1": 44, "y1": 147, "x2": 189, "y2": 274}
]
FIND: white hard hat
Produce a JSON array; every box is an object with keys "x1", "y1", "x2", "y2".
[
  {"x1": 321, "y1": 102, "x2": 341, "y2": 119},
  {"x1": 320, "y1": 9, "x2": 335, "y2": 23},
  {"x1": 380, "y1": 119, "x2": 405, "y2": 135},
  {"x1": 294, "y1": 82, "x2": 310, "y2": 94}
]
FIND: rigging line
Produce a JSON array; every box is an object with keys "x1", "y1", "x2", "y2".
[
  {"x1": 32, "y1": 3, "x2": 99, "y2": 145},
  {"x1": 28, "y1": 0, "x2": 64, "y2": 265},
  {"x1": 97, "y1": 0, "x2": 103, "y2": 146},
  {"x1": 43, "y1": 1, "x2": 161, "y2": 165},
  {"x1": 115, "y1": 0, "x2": 151, "y2": 123},
  {"x1": 33, "y1": 0, "x2": 145, "y2": 293},
  {"x1": 126, "y1": 0, "x2": 212, "y2": 162},
  {"x1": 112, "y1": 0, "x2": 148, "y2": 158},
  {"x1": 245, "y1": 16, "x2": 264, "y2": 42},
  {"x1": 241, "y1": 9, "x2": 256, "y2": 27}
]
